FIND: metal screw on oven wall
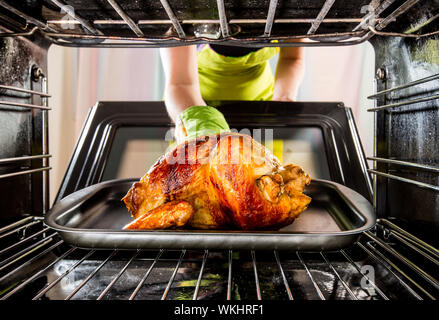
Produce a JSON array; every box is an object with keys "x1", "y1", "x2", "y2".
[
  {"x1": 376, "y1": 68, "x2": 386, "y2": 81},
  {"x1": 31, "y1": 66, "x2": 45, "y2": 82}
]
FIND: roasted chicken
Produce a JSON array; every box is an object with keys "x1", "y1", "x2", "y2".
[{"x1": 123, "y1": 132, "x2": 311, "y2": 230}]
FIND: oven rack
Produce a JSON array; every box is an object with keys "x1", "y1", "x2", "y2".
[
  {"x1": 0, "y1": 0, "x2": 435, "y2": 47},
  {"x1": 0, "y1": 79, "x2": 51, "y2": 213},
  {"x1": 366, "y1": 72, "x2": 439, "y2": 199},
  {"x1": 0, "y1": 216, "x2": 437, "y2": 300}
]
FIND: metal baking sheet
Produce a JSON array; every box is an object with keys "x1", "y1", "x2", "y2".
[{"x1": 45, "y1": 178, "x2": 375, "y2": 251}]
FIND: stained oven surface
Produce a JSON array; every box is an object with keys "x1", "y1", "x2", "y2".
[{"x1": 0, "y1": 0, "x2": 439, "y2": 302}]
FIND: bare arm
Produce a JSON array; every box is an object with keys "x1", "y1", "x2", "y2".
[
  {"x1": 273, "y1": 42, "x2": 305, "y2": 101},
  {"x1": 160, "y1": 46, "x2": 206, "y2": 123}
]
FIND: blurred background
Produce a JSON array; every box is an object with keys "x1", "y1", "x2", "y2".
[{"x1": 47, "y1": 42, "x2": 375, "y2": 205}]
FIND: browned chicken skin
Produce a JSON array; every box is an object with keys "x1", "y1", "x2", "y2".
[
  {"x1": 123, "y1": 133, "x2": 311, "y2": 230},
  {"x1": 124, "y1": 200, "x2": 194, "y2": 230}
]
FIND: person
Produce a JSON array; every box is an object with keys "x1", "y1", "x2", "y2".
[{"x1": 160, "y1": 42, "x2": 305, "y2": 144}]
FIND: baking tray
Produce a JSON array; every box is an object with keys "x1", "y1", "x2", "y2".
[{"x1": 45, "y1": 178, "x2": 375, "y2": 251}]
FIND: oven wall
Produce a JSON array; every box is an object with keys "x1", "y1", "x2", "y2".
[
  {"x1": 372, "y1": 35, "x2": 439, "y2": 227},
  {"x1": 368, "y1": 1, "x2": 439, "y2": 228},
  {"x1": 0, "y1": 34, "x2": 49, "y2": 223}
]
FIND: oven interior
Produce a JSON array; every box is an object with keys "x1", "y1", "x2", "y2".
[{"x1": 0, "y1": 0, "x2": 438, "y2": 300}]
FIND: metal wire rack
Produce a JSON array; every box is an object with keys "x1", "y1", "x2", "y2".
[
  {"x1": 0, "y1": 77, "x2": 51, "y2": 213},
  {"x1": 0, "y1": 0, "x2": 435, "y2": 47},
  {"x1": 367, "y1": 72, "x2": 439, "y2": 194},
  {"x1": 0, "y1": 216, "x2": 438, "y2": 300}
]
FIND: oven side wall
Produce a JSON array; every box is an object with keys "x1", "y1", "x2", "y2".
[
  {"x1": 0, "y1": 34, "x2": 49, "y2": 224},
  {"x1": 371, "y1": 11, "x2": 439, "y2": 230}
]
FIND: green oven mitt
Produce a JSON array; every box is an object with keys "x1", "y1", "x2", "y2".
[{"x1": 176, "y1": 106, "x2": 230, "y2": 143}]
